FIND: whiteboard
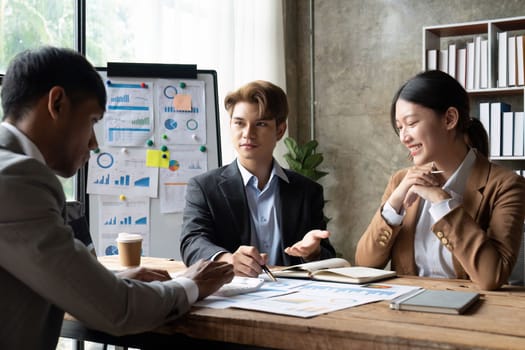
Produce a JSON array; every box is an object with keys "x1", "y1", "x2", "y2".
[{"x1": 88, "y1": 65, "x2": 221, "y2": 259}]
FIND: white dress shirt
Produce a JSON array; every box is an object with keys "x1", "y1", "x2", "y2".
[{"x1": 1, "y1": 121, "x2": 45, "y2": 163}]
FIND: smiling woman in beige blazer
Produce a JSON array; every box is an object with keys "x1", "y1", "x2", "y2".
[{"x1": 356, "y1": 70, "x2": 525, "y2": 291}]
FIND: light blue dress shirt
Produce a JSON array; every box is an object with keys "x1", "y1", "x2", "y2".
[
  {"x1": 382, "y1": 149, "x2": 477, "y2": 278},
  {"x1": 237, "y1": 159, "x2": 289, "y2": 265}
]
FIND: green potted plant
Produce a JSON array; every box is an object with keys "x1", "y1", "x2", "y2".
[
  {"x1": 283, "y1": 137, "x2": 330, "y2": 223},
  {"x1": 283, "y1": 137, "x2": 328, "y2": 181}
]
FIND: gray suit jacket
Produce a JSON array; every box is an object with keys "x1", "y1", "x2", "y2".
[
  {"x1": 0, "y1": 126, "x2": 191, "y2": 350},
  {"x1": 180, "y1": 161, "x2": 335, "y2": 266}
]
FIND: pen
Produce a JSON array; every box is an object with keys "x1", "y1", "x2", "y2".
[
  {"x1": 261, "y1": 264, "x2": 277, "y2": 282},
  {"x1": 430, "y1": 162, "x2": 443, "y2": 174}
]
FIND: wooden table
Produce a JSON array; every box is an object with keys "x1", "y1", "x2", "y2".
[{"x1": 61, "y1": 256, "x2": 525, "y2": 350}]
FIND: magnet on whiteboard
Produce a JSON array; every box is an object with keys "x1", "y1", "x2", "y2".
[{"x1": 119, "y1": 194, "x2": 126, "y2": 201}]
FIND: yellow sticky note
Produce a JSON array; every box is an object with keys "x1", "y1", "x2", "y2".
[
  {"x1": 146, "y1": 150, "x2": 161, "y2": 167},
  {"x1": 173, "y1": 94, "x2": 192, "y2": 111},
  {"x1": 146, "y1": 150, "x2": 170, "y2": 168},
  {"x1": 159, "y1": 151, "x2": 170, "y2": 168}
]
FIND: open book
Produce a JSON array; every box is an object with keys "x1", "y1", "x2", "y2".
[{"x1": 271, "y1": 258, "x2": 396, "y2": 284}]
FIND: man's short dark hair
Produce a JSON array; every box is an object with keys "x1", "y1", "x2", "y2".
[{"x1": 1, "y1": 46, "x2": 106, "y2": 121}]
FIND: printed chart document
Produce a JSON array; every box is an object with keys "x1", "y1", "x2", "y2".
[
  {"x1": 389, "y1": 289, "x2": 480, "y2": 315},
  {"x1": 194, "y1": 278, "x2": 312, "y2": 310},
  {"x1": 213, "y1": 276, "x2": 265, "y2": 297},
  {"x1": 233, "y1": 286, "x2": 383, "y2": 318},
  {"x1": 197, "y1": 273, "x2": 422, "y2": 318},
  {"x1": 233, "y1": 281, "x2": 421, "y2": 318},
  {"x1": 272, "y1": 258, "x2": 396, "y2": 284},
  {"x1": 104, "y1": 80, "x2": 154, "y2": 147}
]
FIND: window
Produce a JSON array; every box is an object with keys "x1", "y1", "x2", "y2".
[
  {"x1": 85, "y1": 0, "x2": 227, "y2": 68},
  {"x1": 1, "y1": 0, "x2": 286, "y2": 200},
  {"x1": 0, "y1": 0, "x2": 75, "y2": 72},
  {"x1": 0, "y1": 0, "x2": 76, "y2": 199},
  {"x1": 85, "y1": 0, "x2": 286, "y2": 164}
]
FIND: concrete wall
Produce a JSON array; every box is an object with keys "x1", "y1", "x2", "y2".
[{"x1": 285, "y1": 0, "x2": 525, "y2": 262}]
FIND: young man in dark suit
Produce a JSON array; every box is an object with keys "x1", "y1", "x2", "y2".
[{"x1": 180, "y1": 80, "x2": 335, "y2": 276}]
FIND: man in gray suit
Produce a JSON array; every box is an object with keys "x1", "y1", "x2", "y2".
[
  {"x1": 0, "y1": 46, "x2": 233, "y2": 350},
  {"x1": 180, "y1": 80, "x2": 335, "y2": 277}
]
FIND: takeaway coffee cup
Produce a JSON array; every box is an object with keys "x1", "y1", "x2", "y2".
[{"x1": 116, "y1": 233, "x2": 143, "y2": 267}]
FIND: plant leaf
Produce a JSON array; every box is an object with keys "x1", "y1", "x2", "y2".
[
  {"x1": 310, "y1": 170, "x2": 329, "y2": 181},
  {"x1": 283, "y1": 154, "x2": 302, "y2": 171},
  {"x1": 303, "y1": 140, "x2": 319, "y2": 156},
  {"x1": 303, "y1": 153, "x2": 323, "y2": 169},
  {"x1": 284, "y1": 137, "x2": 298, "y2": 160}
]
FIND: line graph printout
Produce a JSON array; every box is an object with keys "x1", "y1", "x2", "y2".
[
  {"x1": 87, "y1": 148, "x2": 159, "y2": 197},
  {"x1": 233, "y1": 282, "x2": 421, "y2": 318},
  {"x1": 97, "y1": 195, "x2": 150, "y2": 257},
  {"x1": 156, "y1": 79, "x2": 206, "y2": 145},
  {"x1": 234, "y1": 291, "x2": 382, "y2": 318},
  {"x1": 104, "y1": 80, "x2": 154, "y2": 146},
  {"x1": 198, "y1": 280, "x2": 421, "y2": 318},
  {"x1": 159, "y1": 147, "x2": 208, "y2": 213},
  {"x1": 296, "y1": 282, "x2": 420, "y2": 300}
]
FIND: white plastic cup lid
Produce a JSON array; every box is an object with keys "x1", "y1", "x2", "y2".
[{"x1": 116, "y1": 233, "x2": 143, "y2": 243}]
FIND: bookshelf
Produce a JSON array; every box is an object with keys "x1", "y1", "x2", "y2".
[
  {"x1": 423, "y1": 16, "x2": 525, "y2": 169},
  {"x1": 424, "y1": 17, "x2": 525, "y2": 286}
]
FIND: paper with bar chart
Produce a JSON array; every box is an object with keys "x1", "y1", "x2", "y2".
[
  {"x1": 104, "y1": 80, "x2": 154, "y2": 147},
  {"x1": 87, "y1": 148, "x2": 159, "y2": 198},
  {"x1": 97, "y1": 195, "x2": 150, "y2": 256},
  {"x1": 156, "y1": 79, "x2": 206, "y2": 145},
  {"x1": 159, "y1": 146, "x2": 208, "y2": 213}
]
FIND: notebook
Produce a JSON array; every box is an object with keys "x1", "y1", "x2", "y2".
[{"x1": 389, "y1": 289, "x2": 480, "y2": 315}]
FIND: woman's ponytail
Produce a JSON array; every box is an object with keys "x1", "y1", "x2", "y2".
[{"x1": 465, "y1": 118, "x2": 489, "y2": 157}]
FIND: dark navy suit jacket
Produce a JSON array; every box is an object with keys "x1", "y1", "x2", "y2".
[{"x1": 180, "y1": 161, "x2": 335, "y2": 266}]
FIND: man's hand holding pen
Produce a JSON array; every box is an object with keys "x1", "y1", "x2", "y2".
[
  {"x1": 216, "y1": 230, "x2": 330, "y2": 279},
  {"x1": 217, "y1": 245, "x2": 269, "y2": 278}
]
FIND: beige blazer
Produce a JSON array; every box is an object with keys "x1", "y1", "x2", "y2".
[{"x1": 356, "y1": 151, "x2": 525, "y2": 290}]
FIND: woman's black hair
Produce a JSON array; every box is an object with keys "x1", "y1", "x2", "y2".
[{"x1": 390, "y1": 70, "x2": 488, "y2": 157}]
